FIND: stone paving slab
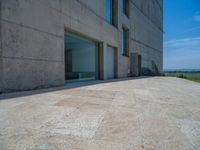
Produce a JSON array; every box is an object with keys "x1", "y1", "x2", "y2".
[{"x1": 0, "y1": 77, "x2": 200, "y2": 150}]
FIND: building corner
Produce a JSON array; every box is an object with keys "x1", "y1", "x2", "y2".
[{"x1": 0, "y1": 0, "x2": 3, "y2": 93}]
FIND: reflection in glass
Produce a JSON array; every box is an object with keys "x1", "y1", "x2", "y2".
[
  {"x1": 64, "y1": 32, "x2": 99, "y2": 81},
  {"x1": 106, "y1": 0, "x2": 113, "y2": 24}
]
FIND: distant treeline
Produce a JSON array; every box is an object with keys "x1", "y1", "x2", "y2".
[
  {"x1": 164, "y1": 70, "x2": 200, "y2": 73},
  {"x1": 164, "y1": 71, "x2": 200, "y2": 81}
]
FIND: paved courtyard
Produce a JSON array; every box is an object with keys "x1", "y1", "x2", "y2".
[{"x1": 0, "y1": 77, "x2": 200, "y2": 150}]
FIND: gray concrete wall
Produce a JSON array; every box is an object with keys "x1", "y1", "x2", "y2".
[
  {"x1": 1, "y1": 0, "x2": 65, "y2": 92},
  {"x1": 0, "y1": 0, "x2": 2, "y2": 92},
  {"x1": 130, "y1": 0, "x2": 163, "y2": 74},
  {"x1": 0, "y1": 0, "x2": 163, "y2": 92}
]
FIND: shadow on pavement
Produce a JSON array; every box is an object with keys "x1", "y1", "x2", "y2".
[{"x1": 0, "y1": 76, "x2": 154, "y2": 100}]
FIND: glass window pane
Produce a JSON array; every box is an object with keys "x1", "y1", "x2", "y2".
[
  {"x1": 122, "y1": 29, "x2": 125, "y2": 54},
  {"x1": 106, "y1": 0, "x2": 113, "y2": 24},
  {"x1": 122, "y1": 28, "x2": 129, "y2": 56},
  {"x1": 122, "y1": 0, "x2": 125, "y2": 13},
  {"x1": 65, "y1": 32, "x2": 99, "y2": 81},
  {"x1": 122, "y1": 0, "x2": 129, "y2": 16}
]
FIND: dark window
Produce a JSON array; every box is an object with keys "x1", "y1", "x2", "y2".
[
  {"x1": 106, "y1": 0, "x2": 113, "y2": 24},
  {"x1": 64, "y1": 32, "x2": 99, "y2": 81},
  {"x1": 122, "y1": 27, "x2": 129, "y2": 56},
  {"x1": 122, "y1": 0, "x2": 129, "y2": 17},
  {"x1": 106, "y1": 0, "x2": 118, "y2": 27}
]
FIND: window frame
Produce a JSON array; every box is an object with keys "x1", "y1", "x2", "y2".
[
  {"x1": 122, "y1": 0, "x2": 129, "y2": 18},
  {"x1": 122, "y1": 27, "x2": 129, "y2": 57},
  {"x1": 106, "y1": 0, "x2": 118, "y2": 27},
  {"x1": 106, "y1": 0, "x2": 113, "y2": 24}
]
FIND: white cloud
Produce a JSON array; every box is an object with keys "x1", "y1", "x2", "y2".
[
  {"x1": 164, "y1": 37, "x2": 200, "y2": 69},
  {"x1": 181, "y1": 26, "x2": 200, "y2": 34},
  {"x1": 164, "y1": 37, "x2": 200, "y2": 48},
  {"x1": 194, "y1": 15, "x2": 200, "y2": 21},
  {"x1": 194, "y1": 12, "x2": 200, "y2": 21}
]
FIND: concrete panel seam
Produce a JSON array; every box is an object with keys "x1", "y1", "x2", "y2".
[
  {"x1": 131, "y1": 38, "x2": 162, "y2": 53},
  {"x1": 61, "y1": 0, "x2": 106, "y2": 27},
  {"x1": 2, "y1": 19, "x2": 63, "y2": 39},
  {"x1": 76, "y1": 0, "x2": 106, "y2": 23},
  {"x1": 74, "y1": 0, "x2": 119, "y2": 33},
  {"x1": 64, "y1": 14, "x2": 99, "y2": 34},
  {"x1": 3, "y1": 56, "x2": 64, "y2": 63},
  {"x1": 61, "y1": 2, "x2": 115, "y2": 34},
  {"x1": 64, "y1": 13, "x2": 117, "y2": 45},
  {"x1": 130, "y1": 1, "x2": 163, "y2": 33},
  {"x1": 154, "y1": 0, "x2": 163, "y2": 11}
]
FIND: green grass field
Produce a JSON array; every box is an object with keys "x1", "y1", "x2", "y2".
[{"x1": 165, "y1": 72, "x2": 200, "y2": 83}]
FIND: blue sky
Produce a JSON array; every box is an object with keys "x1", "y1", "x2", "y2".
[{"x1": 164, "y1": 0, "x2": 200, "y2": 70}]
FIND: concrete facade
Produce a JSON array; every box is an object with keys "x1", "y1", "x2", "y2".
[
  {"x1": 0, "y1": 0, "x2": 163, "y2": 92},
  {"x1": 0, "y1": 0, "x2": 2, "y2": 92}
]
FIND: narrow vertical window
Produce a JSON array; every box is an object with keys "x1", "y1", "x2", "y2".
[
  {"x1": 122, "y1": 0, "x2": 125, "y2": 13},
  {"x1": 122, "y1": 0, "x2": 129, "y2": 17},
  {"x1": 106, "y1": 0, "x2": 118, "y2": 27},
  {"x1": 122, "y1": 27, "x2": 129, "y2": 56},
  {"x1": 122, "y1": 29, "x2": 125, "y2": 54},
  {"x1": 106, "y1": 0, "x2": 113, "y2": 24}
]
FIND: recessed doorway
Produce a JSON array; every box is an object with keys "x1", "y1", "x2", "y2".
[{"x1": 105, "y1": 45, "x2": 118, "y2": 79}]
